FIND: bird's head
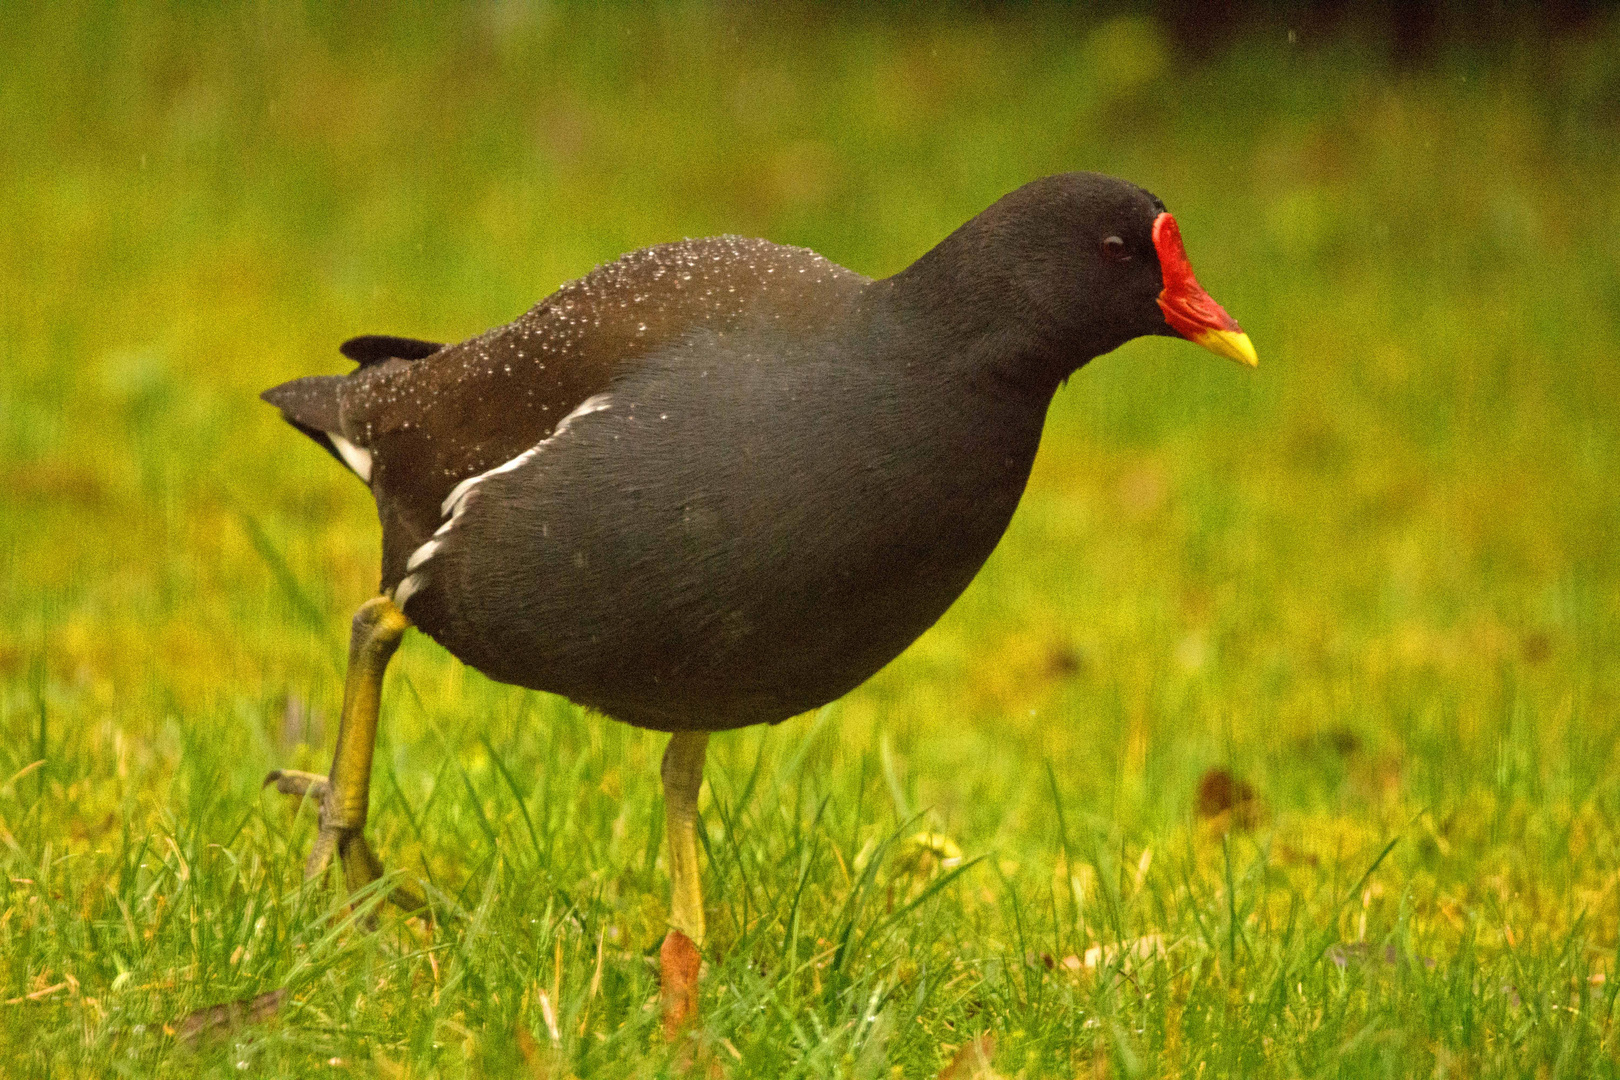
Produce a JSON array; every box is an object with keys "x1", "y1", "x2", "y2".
[{"x1": 958, "y1": 172, "x2": 1258, "y2": 378}]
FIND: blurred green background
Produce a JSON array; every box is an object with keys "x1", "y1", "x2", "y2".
[{"x1": 3, "y1": 3, "x2": 1619, "y2": 1076}]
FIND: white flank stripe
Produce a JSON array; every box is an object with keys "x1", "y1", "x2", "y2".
[
  {"x1": 438, "y1": 392, "x2": 612, "y2": 519},
  {"x1": 393, "y1": 573, "x2": 425, "y2": 609},
  {"x1": 329, "y1": 434, "x2": 373, "y2": 483},
  {"x1": 413, "y1": 393, "x2": 614, "y2": 590},
  {"x1": 439, "y1": 445, "x2": 540, "y2": 518},
  {"x1": 405, "y1": 539, "x2": 440, "y2": 572}
]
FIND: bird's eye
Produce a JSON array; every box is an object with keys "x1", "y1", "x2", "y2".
[{"x1": 1100, "y1": 235, "x2": 1129, "y2": 262}]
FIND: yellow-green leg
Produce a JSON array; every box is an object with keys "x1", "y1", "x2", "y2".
[
  {"x1": 266, "y1": 595, "x2": 421, "y2": 909},
  {"x1": 660, "y1": 730, "x2": 708, "y2": 1036}
]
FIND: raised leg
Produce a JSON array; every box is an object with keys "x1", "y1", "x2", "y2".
[
  {"x1": 266, "y1": 595, "x2": 421, "y2": 908},
  {"x1": 660, "y1": 730, "x2": 709, "y2": 1036}
]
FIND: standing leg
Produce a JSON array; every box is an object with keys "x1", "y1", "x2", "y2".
[
  {"x1": 266, "y1": 595, "x2": 420, "y2": 907},
  {"x1": 660, "y1": 730, "x2": 708, "y2": 1035}
]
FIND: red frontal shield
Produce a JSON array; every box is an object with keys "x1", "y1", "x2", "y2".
[{"x1": 1152, "y1": 212, "x2": 1257, "y2": 367}]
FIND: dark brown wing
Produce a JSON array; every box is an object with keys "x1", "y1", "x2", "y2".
[{"x1": 328, "y1": 236, "x2": 864, "y2": 589}]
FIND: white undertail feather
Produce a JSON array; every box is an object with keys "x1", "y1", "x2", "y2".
[{"x1": 329, "y1": 434, "x2": 373, "y2": 483}]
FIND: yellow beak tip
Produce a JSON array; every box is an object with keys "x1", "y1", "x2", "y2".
[{"x1": 1194, "y1": 328, "x2": 1259, "y2": 368}]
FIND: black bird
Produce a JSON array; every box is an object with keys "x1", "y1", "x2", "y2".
[{"x1": 261, "y1": 171, "x2": 1255, "y2": 1018}]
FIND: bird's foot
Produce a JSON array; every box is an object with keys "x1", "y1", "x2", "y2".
[
  {"x1": 660, "y1": 929, "x2": 702, "y2": 1040},
  {"x1": 263, "y1": 768, "x2": 426, "y2": 913}
]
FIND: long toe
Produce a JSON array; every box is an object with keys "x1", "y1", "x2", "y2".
[
  {"x1": 263, "y1": 770, "x2": 344, "y2": 880},
  {"x1": 265, "y1": 770, "x2": 424, "y2": 911},
  {"x1": 264, "y1": 769, "x2": 340, "y2": 878},
  {"x1": 339, "y1": 833, "x2": 424, "y2": 909},
  {"x1": 304, "y1": 826, "x2": 339, "y2": 881},
  {"x1": 264, "y1": 769, "x2": 329, "y2": 800}
]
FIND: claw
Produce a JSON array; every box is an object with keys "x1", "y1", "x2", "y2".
[
  {"x1": 266, "y1": 762, "x2": 427, "y2": 911},
  {"x1": 265, "y1": 762, "x2": 426, "y2": 910},
  {"x1": 264, "y1": 596, "x2": 422, "y2": 916}
]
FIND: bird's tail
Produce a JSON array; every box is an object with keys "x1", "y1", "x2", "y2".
[
  {"x1": 261, "y1": 375, "x2": 373, "y2": 482},
  {"x1": 261, "y1": 335, "x2": 444, "y2": 484}
]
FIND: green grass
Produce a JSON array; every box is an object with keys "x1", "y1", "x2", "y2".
[{"x1": 4, "y1": 4, "x2": 1620, "y2": 1075}]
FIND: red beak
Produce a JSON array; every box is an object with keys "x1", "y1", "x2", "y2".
[{"x1": 1152, "y1": 212, "x2": 1257, "y2": 367}]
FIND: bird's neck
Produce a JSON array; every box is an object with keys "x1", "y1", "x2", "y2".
[{"x1": 874, "y1": 230, "x2": 1073, "y2": 397}]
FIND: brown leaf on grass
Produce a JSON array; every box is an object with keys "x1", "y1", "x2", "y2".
[
  {"x1": 1045, "y1": 643, "x2": 1086, "y2": 679},
  {"x1": 1275, "y1": 842, "x2": 1320, "y2": 867},
  {"x1": 4, "y1": 979, "x2": 69, "y2": 1004},
  {"x1": 6, "y1": 458, "x2": 109, "y2": 506},
  {"x1": 516, "y1": 1022, "x2": 541, "y2": 1062},
  {"x1": 168, "y1": 988, "x2": 285, "y2": 1044},
  {"x1": 1521, "y1": 631, "x2": 1553, "y2": 665},
  {"x1": 938, "y1": 1034, "x2": 999, "y2": 1079},
  {"x1": 515, "y1": 1018, "x2": 568, "y2": 1079},
  {"x1": 1196, "y1": 768, "x2": 1261, "y2": 830},
  {"x1": 660, "y1": 929, "x2": 702, "y2": 1041}
]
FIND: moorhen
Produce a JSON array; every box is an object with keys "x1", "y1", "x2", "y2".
[{"x1": 261, "y1": 171, "x2": 1255, "y2": 1024}]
